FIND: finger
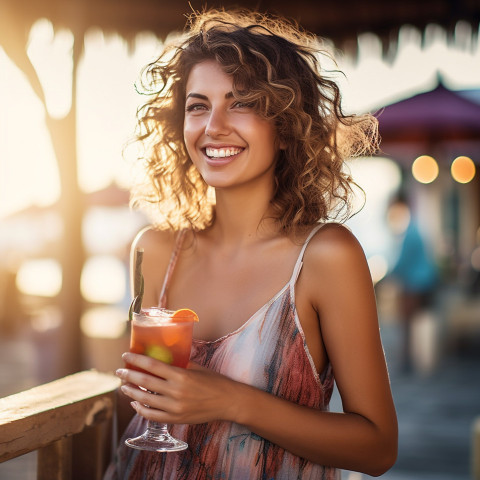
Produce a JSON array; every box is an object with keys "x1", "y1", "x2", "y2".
[
  {"x1": 121, "y1": 385, "x2": 181, "y2": 421},
  {"x1": 122, "y1": 352, "x2": 178, "y2": 378},
  {"x1": 117, "y1": 378, "x2": 142, "y2": 391},
  {"x1": 116, "y1": 368, "x2": 170, "y2": 396},
  {"x1": 120, "y1": 383, "x2": 162, "y2": 407},
  {"x1": 130, "y1": 401, "x2": 173, "y2": 423}
]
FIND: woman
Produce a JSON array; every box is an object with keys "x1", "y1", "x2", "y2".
[{"x1": 107, "y1": 8, "x2": 397, "y2": 479}]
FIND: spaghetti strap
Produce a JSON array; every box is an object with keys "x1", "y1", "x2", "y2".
[
  {"x1": 290, "y1": 223, "x2": 325, "y2": 286},
  {"x1": 158, "y1": 229, "x2": 187, "y2": 307}
]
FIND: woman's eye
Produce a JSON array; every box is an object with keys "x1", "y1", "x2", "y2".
[
  {"x1": 232, "y1": 101, "x2": 252, "y2": 109},
  {"x1": 185, "y1": 103, "x2": 207, "y2": 112}
]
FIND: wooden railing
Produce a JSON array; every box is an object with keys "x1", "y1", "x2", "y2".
[{"x1": 0, "y1": 370, "x2": 120, "y2": 480}]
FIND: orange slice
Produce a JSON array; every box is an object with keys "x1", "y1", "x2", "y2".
[{"x1": 172, "y1": 308, "x2": 199, "y2": 322}]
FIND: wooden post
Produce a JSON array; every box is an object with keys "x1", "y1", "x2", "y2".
[
  {"x1": 47, "y1": 28, "x2": 86, "y2": 378},
  {"x1": 72, "y1": 422, "x2": 112, "y2": 480},
  {"x1": 38, "y1": 437, "x2": 72, "y2": 480}
]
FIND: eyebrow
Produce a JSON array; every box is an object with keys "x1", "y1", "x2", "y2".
[{"x1": 186, "y1": 92, "x2": 234, "y2": 101}]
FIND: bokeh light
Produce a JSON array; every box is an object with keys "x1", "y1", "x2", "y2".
[
  {"x1": 16, "y1": 259, "x2": 62, "y2": 297},
  {"x1": 450, "y1": 156, "x2": 476, "y2": 184},
  {"x1": 81, "y1": 306, "x2": 128, "y2": 338},
  {"x1": 346, "y1": 157, "x2": 402, "y2": 259},
  {"x1": 80, "y1": 255, "x2": 126, "y2": 304},
  {"x1": 412, "y1": 155, "x2": 439, "y2": 184}
]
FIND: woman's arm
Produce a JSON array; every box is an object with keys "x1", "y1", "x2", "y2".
[{"x1": 118, "y1": 224, "x2": 397, "y2": 476}]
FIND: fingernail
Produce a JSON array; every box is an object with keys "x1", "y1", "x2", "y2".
[
  {"x1": 130, "y1": 401, "x2": 139, "y2": 410},
  {"x1": 116, "y1": 368, "x2": 127, "y2": 377}
]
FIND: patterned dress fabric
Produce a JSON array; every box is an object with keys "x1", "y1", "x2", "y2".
[{"x1": 104, "y1": 224, "x2": 338, "y2": 479}]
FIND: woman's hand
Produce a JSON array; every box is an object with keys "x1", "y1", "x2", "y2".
[{"x1": 116, "y1": 352, "x2": 240, "y2": 425}]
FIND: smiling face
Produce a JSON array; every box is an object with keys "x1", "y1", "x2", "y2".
[{"x1": 183, "y1": 60, "x2": 280, "y2": 192}]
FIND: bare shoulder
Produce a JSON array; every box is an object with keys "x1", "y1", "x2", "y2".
[
  {"x1": 303, "y1": 223, "x2": 368, "y2": 271},
  {"x1": 300, "y1": 223, "x2": 373, "y2": 310}
]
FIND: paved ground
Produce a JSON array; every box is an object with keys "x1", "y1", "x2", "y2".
[
  {"x1": 1, "y1": 315, "x2": 479, "y2": 479},
  {"x1": 385, "y1": 357, "x2": 480, "y2": 480},
  {"x1": 336, "y1": 320, "x2": 480, "y2": 480}
]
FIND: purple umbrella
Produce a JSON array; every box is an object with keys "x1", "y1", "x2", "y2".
[{"x1": 376, "y1": 83, "x2": 480, "y2": 144}]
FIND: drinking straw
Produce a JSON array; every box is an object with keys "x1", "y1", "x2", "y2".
[{"x1": 129, "y1": 247, "x2": 144, "y2": 320}]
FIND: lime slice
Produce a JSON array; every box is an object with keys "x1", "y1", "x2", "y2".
[{"x1": 145, "y1": 345, "x2": 173, "y2": 364}]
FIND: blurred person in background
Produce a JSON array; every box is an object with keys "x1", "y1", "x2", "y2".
[{"x1": 388, "y1": 195, "x2": 438, "y2": 373}]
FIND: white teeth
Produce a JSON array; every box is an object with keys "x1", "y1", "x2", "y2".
[{"x1": 205, "y1": 147, "x2": 242, "y2": 158}]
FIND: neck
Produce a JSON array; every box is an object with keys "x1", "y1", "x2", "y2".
[{"x1": 208, "y1": 181, "x2": 279, "y2": 247}]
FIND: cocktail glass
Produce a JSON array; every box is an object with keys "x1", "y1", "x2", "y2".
[{"x1": 125, "y1": 307, "x2": 195, "y2": 452}]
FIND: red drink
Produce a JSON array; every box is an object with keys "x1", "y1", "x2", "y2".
[
  {"x1": 124, "y1": 307, "x2": 197, "y2": 452},
  {"x1": 129, "y1": 308, "x2": 195, "y2": 371}
]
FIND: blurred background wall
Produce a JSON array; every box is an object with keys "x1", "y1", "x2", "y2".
[{"x1": 0, "y1": 1, "x2": 479, "y2": 479}]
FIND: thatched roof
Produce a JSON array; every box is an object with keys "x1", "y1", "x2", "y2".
[{"x1": 1, "y1": 0, "x2": 479, "y2": 48}]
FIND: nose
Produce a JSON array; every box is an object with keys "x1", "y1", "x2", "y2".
[{"x1": 205, "y1": 107, "x2": 230, "y2": 137}]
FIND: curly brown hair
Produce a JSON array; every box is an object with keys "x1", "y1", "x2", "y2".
[{"x1": 130, "y1": 8, "x2": 379, "y2": 233}]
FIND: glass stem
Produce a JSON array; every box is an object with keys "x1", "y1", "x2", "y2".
[{"x1": 147, "y1": 421, "x2": 169, "y2": 437}]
